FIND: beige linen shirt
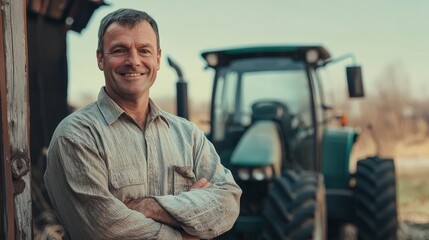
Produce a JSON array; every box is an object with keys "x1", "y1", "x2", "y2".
[{"x1": 44, "y1": 88, "x2": 242, "y2": 240}]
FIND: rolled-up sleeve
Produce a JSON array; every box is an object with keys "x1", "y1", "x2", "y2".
[
  {"x1": 154, "y1": 129, "x2": 242, "y2": 239},
  {"x1": 44, "y1": 136, "x2": 182, "y2": 240}
]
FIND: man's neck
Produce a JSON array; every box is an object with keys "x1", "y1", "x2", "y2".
[
  {"x1": 120, "y1": 98, "x2": 150, "y2": 129},
  {"x1": 105, "y1": 88, "x2": 150, "y2": 128}
]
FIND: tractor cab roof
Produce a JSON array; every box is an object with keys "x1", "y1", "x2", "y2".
[{"x1": 201, "y1": 45, "x2": 331, "y2": 68}]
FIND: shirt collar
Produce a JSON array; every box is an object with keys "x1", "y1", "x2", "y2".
[
  {"x1": 146, "y1": 98, "x2": 170, "y2": 128},
  {"x1": 96, "y1": 87, "x2": 169, "y2": 127}
]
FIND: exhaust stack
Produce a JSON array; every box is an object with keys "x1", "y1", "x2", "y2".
[{"x1": 167, "y1": 57, "x2": 189, "y2": 119}]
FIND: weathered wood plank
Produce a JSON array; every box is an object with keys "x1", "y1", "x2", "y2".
[
  {"x1": 2, "y1": 0, "x2": 32, "y2": 239},
  {"x1": 0, "y1": 5, "x2": 15, "y2": 239}
]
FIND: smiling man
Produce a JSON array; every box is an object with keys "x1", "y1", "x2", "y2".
[{"x1": 44, "y1": 8, "x2": 241, "y2": 240}]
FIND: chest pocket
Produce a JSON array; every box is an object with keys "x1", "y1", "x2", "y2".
[
  {"x1": 172, "y1": 165, "x2": 196, "y2": 195},
  {"x1": 109, "y1": 168, "x2": 145, "y2": 200}
]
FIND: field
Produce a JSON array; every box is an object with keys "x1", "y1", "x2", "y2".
[
  {"x1": 395, "y1": 140, "x2": 429, "y2": 239},
  {"x1": 396, "y1": 141, "x2": 429, "y2": 224},
  {"x1": 398, "y1": 171, "x2": 429, "y2": 239}
]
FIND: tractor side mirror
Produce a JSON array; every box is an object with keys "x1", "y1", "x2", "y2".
[{"x1": 346, "y1": 66, "x2": 364, "y2": 98}]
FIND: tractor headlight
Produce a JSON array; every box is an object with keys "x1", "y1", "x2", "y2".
[
  {"x1": 237, "y1": 168, "x2": 251, "y2": 181},
  {"x1": 252, "y1": 166, "x2": 273, "y2": 181},
  {"x1": 205, "y1": 53, "x2": 219, "y2": 67},
  {"x1": 237, "y1": 166, "x2": 274, "y2": 181}
]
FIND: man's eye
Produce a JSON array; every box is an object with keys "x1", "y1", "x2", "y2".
[
  {"x1": 112, "y1": 49, "x2": 128, "y2": 55},
  {"x1": 138, "y1": 49, "x2": 150, "y2": 55}
]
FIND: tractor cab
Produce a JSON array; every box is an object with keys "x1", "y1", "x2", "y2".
[{"x1": 202, "y1": 46, "x2": 362, "y2": 175}]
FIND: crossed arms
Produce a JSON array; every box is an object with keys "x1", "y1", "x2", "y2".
[{"x1": 125, "y1": 178, "x2": 212, "y2": 239}]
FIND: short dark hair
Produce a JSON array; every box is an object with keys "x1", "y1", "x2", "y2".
[{"x1": 97, "y1": 8, "x2": 160, "y2": 52}]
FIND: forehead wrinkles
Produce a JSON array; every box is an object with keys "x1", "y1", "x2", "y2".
[{"x1": 104, "y1": 22, "x2": 157, "y2": 51}]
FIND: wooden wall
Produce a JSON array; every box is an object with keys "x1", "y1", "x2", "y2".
[{"x1": 0, "y1": 0, "x2": 32, "y2": 239}]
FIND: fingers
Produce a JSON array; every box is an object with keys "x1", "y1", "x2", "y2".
[
  {"x1": 123, "y1": 198, "x2": 137, "y2": 208},
  {"x1": 191, "y1": 178, "x2": 212, "y2": 189},
  {"x1": 123, "y1": 198, "x2": 144, "y2": 209},
  {"x1": 123, "y1": 198, "x2": 131, "y2": 206},
  {"x1": 201, "y1": 181, "x2": 211, "y2": 188}
]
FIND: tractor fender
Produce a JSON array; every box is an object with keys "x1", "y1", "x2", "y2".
[
  {"x1": 321, "y1": 127, "x2": 359, "y2": 189},
  {"x1": 230, "y1": 120, "x2": 282, "y2": 175}
]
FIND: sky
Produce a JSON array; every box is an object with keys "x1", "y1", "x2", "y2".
[{"x1": 67, "y1": 0, "x2": 429, "y2": 108}]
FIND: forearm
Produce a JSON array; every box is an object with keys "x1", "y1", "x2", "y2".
[
  {"x1": 124, "y1": 201, "x2": 202, "y2": 240},
  {"x1": 125, "y1": 178, "x2": 213, "y2": 229},
  {"x1": 46, "y1": 175, "x2": 182, "y2": 239},
  {"x1": 153, "y1": 181, "x2": 241, "y2": 238},
  {"x1": 125, "y1": 197, "x2": 180, "y2": 228}
]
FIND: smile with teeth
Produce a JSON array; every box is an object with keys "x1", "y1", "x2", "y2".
[{"x1": 123, "y1": 73, "x2": 143, "y2": 77}]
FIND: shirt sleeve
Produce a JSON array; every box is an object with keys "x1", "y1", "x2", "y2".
[
  {"x1": 153, "y1": 127, "x2": 242, "y2": 239},
  {"x1": 44, "y1": 136, "x2": 182, "y2": 240}
]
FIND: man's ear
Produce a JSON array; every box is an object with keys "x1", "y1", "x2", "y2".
[
  {"x1": 156, "y1": 49, "x2": 162, "y2": 71},
  {"x1": 96, "y1": 50, "x2": 104, "y2": 70}
]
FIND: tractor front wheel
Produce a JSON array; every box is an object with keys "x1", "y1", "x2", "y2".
[
  {"x1": 261, "y1": 170, "x2": 326, "y2": 240},
  {"x1": 354, "y1": 156, "x2": 398, "y2": 240}
]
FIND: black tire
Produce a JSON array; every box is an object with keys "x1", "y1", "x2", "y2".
[
  {"x1": 261, "y1": 170, "x2": 327, "y2": 240},
  {"x1": 355, "y1": 156, "x2": 398, "y2": 240}
]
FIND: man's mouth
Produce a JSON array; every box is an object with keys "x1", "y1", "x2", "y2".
[{"x1": 122, "y1": 73, "x2": 143, "y2": 77}]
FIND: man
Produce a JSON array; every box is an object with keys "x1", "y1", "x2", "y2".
[{"x1": 44, "y1": 8, "x2": 241, "y2": 240}]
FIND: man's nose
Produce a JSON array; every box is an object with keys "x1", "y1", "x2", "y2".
[{"x1": 126, "y1": 49, "x2": 141, "y2": 66}]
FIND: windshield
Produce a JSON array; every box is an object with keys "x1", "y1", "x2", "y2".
[{"x1": 212, "y1": 57, "x2": 312, "y2": 141}]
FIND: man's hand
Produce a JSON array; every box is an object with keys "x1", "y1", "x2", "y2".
[
  {"x1": 124, "y1": 198, "x2": 180, "y2": 227},
  {"x1": 191, "y1": 178, "x2": 211, "y2": 189}
]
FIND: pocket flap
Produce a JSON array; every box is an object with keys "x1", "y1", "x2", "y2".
[
  {"x1": 173, "y1": 165, "x2": 195, "y2": 178},
  {"x1": 110, "y1": 168, "x2": 143, "y2": 188}
]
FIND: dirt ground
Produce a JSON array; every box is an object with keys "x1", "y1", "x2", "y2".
[
  {"x1": 395, "y1": 140, "x2": 429, "y2": 239},
  {"x1": 395, "y1": 167, "x2": 429, "y2": 239}
]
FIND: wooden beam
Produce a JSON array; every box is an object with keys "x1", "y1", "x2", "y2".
[
  {"x1": 1, "y1": 0, "x2": 32, "y2": 239},
  {"x1": 0, "y1": 4, "x2": 15, "y2": 239}
]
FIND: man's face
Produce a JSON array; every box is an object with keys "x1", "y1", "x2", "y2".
[{"x1": 97, "y1": 21, "x2": 161, "y2": 102}]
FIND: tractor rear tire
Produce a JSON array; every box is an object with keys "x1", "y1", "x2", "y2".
[
  {"x1": 354, "y1": 156, "x2": 398, "y2": 240},
  {"x1": 261, "y1": 170, "x2": 326, "y2": 240}
]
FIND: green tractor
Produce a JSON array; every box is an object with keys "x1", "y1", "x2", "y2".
[{"x1": 169, "y1": 45, "x2": 398, "y2": 240}]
